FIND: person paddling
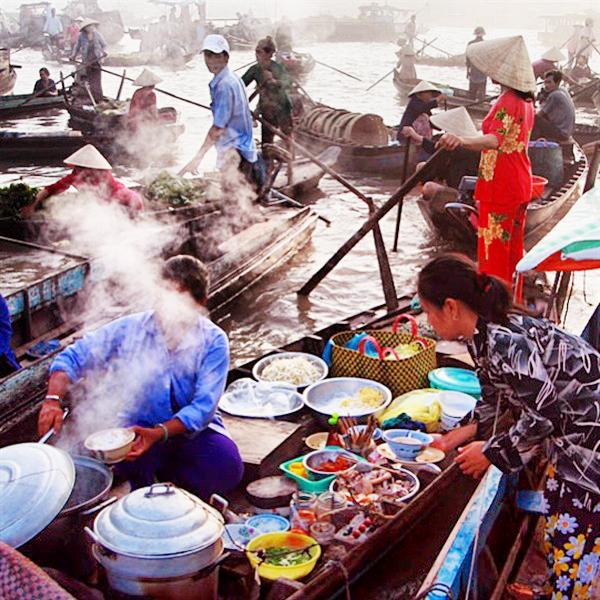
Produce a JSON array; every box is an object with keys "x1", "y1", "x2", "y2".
[{"x1": 23, "y1": 144, "x2": 144, "y2": 217}]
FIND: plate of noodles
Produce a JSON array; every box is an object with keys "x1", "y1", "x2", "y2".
[{"x1": 253, "y1": 352, "x2": 329, "y2": 389}]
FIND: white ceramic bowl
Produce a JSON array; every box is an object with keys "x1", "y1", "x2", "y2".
[
  {"x1": 252, "y1": 352, "x2": 328, "y2": 389},
  {"x1": 84, "y1": 428, "x2": 135, "y2": 464}
]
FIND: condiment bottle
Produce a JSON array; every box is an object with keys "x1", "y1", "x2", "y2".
[{"x1": 326, "y1": 413, "x2": 343, "y2": 447}]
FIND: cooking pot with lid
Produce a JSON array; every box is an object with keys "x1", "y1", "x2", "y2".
[{"x1": 87, "y1": 483, "x2": 225, "y2": 598}]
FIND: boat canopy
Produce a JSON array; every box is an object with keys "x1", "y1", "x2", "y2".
[{"x1": 517, "y1": 186, "x2": 600, "y2": 273}]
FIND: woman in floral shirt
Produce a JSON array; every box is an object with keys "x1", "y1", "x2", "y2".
[
  {"x1": 418, "y1": 254, "x2": 600, "y2": 600},
  {"x1": 438, "y1": 36, "x2": 536, "y2": 300}
]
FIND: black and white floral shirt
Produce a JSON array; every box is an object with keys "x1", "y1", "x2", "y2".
[{"x1": 467, "y1": 315, "x2": 600, "y2": 496}]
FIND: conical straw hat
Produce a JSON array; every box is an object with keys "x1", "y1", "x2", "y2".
[
  {"x1": 466, "y1": 35, "x2": 536, "y2": 93},
  {"x1": 430, "y1": 107, "x2": 478, "y2": 137},
  {"x1": 133, "y1": 68, "x2": 162, "y2": 87},
  {"x1": 64, "y1": 144, "x2": 112, "y2": 170},
  {"x1": 79, "y1": 17, "x2": 100, "y2": 30},
  {"x1": 541, "y1": 46, "x2": 565, "y2": 62},
  {"x1": 408, "y1": 80, "x2": 442, "y2": 96}
]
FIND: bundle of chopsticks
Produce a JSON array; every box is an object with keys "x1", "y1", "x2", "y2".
[{"x1": 338, "y1": 415, "x2": 378, "y2": 455}]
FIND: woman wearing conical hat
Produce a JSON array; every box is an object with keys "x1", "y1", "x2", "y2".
[
  {"x1": 128, "y1": 68, "x2": 162, "y2": 131},
  {"x1": 23, "y1": 144, "x2": 144, "y2": 217},
  {"x1": 532, "y1": 46, "x2": 565, "y2": 80},
  {"x1": 438, "y1": 36, "x2": 536, "y2": 301}
]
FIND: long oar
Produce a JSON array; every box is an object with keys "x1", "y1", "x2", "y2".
[
  {"x1": 415, "y1": 36, "x2": 452, "y2": 57},
  {"x1": 366, "y1": 68, "x2": 395, "y2": 92},
  {"x1": 314, "y1": 60, "x2": 362, "y2": 82},
  {"x1": 416, "y1": 37, "x2": 438, "y2": 57},
  {"x1": 234, "y1": 60, "x2": 256, "y2": 73},
  {"x1": 298, "y1": 150, "x2": 446, "y2": 297}
]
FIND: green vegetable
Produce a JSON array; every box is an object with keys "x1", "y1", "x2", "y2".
[
  {"x1": 262, "y1": 546, "x2": 311, "y2": 567},
  {"x1": 0, "y1": 183, "x2": 38, "y2": 219},
  {"x1": 146, "y1": 171, "x2": 209, "y2": 208}
]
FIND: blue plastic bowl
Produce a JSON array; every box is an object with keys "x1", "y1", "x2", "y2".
[
  {"x1": 246, "y1": 514, "x2": 290, "y2": 535},
  {"x1": 383, "y1": 429, "x2": 433, "y2": 460}
]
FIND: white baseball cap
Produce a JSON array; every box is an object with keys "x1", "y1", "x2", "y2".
[{"x1": 202, "y1": 34, "x2": 230, "y2": 55}]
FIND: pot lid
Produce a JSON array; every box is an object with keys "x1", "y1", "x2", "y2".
[
  {"x1": 0, "y1": 443, "x2": 75, "y2": 548},
  {"x1": 93, "y1": 483, "x2": 224, "y2": 557},
  {"x1": 428, "y1": 368, "x2": 482, "y2": 396}
]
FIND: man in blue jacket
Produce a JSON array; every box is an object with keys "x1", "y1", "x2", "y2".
[{"x1": 0, "y1": 295, "x2": 19, "y2": 377}]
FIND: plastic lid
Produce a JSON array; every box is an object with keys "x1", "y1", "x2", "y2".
[
  {"x1": 93, "y1": 483, "x2": 224, "y2": 558},
  {"x1": 428, "y1": 368, "x2": 481, "y2": 396},
  {"x1": 0, "y1": 443, "x2": 75, "y2": 548}
]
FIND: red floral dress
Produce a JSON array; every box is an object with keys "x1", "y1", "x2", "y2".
[{"x1": 475, "y1": 90, "x2": 534, "y2": 296}]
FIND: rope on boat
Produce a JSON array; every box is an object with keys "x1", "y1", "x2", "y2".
[{"x1": 412, "y1": 582, "x2": 454, "y2": 599}]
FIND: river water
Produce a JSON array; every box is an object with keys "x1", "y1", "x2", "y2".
[{"x1": 2, "y1": 26, "x2": 599, "y2": 362}]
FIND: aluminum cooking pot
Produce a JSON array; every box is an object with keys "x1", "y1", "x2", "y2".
[{"x1": 87, "y1": 483, "x2": 225, "y2": 595}]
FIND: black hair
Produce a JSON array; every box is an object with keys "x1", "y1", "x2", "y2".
[
  {"x1": 257, "y1": 35, "x2": 276, "y2": 54},
  {"x1": 39, "y1": 67, "x2": 50, "y2": 76},
  {"x1": 417, "y1": 254, "x2": 514, "y2": 325},
  {"x1": 161, "y1": 255, "x2": 210, "y2": 304},
  {"x1": 544, "y1": 69, "x2": 563, "y2": 84},
  {"x1": 512, "y1": 88, "x2": 535, "y2": 102}
]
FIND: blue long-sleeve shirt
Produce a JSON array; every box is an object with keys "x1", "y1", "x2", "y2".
[
  {"x1": 71, "y1": 30, "x2": 107, "y2": 63},
  {"x1": 49, "y1": 311, "x2": 230, "y2": 435},
  {"x1": 0, "y1": 295, "x2": 20, "y2": 374}
]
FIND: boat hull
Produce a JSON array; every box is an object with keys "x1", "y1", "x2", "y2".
[{"x1": 0, "y1": 93, "x2": 66, "y2": 118}]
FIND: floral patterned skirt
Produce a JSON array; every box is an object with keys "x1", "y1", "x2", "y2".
[{"x1": 543, "y1": 465, "x2": 600, "y2": 599}]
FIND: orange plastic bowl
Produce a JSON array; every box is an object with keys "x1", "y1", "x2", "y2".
[{"x1": 531, "y1": 175, "x2": 548, "y2": 199}]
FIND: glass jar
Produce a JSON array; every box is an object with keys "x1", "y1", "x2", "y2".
[
  {"x1": 290, "y1": 492, "x2": 317, "y2": 532},
  {"x1": 315, "y1": 491, "x2": 346, "y2": 521},
  {"x1": 310, "y1": 521, "x2": 336, "y2": 546}
]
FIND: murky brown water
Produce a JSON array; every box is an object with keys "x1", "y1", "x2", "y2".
[{"x1": 2, "y1": 27, "x2": 599, "y2": 362}]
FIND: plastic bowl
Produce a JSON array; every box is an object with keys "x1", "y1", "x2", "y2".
[
  {"x1": 246, "y1": 514, "x2": 290, "y2": 535},
  {"x1": 439, "y1": 391, "x2": 477, "y2": 431},
  {"x1": 252, "y1": 352, "x2": 329, "y2": 389},
  {"x1": 532, "y1": 175, "x2": 548, "y2": 199},
  {"x1": 246, "y1": 532, "x2": 321, "y2": 580},
  {"x1": 84, "y1": 428, "x2": 135, "y2": 464},
  {"x1": 383, "y1": 429, "x2": 433, "y2": 460},
  {"x1": 303, "y1": 448, "x2": 358, "y2": 480}
]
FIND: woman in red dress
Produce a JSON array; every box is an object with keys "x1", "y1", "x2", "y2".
[{"x1": 438, "y1": 36, "x2": 536, "y2": 299}]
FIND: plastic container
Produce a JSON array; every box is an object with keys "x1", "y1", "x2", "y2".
[
  {"x1": 428, "y1": 368, "x2": 481, "y2": 399},
  {"x1": 246, "y1": 514, "x2": 290, "y2": 535},
  {"x1": 246, "y1": 532, "x2": 321, "y2": 581},
  {"x1": 279, "y1": 454, "x2": 336, "y2": 493},
  {"x1": 439, "y1": 391, "x2": 478, "y2": 431},
  {"x1": 531, "y1": 175, "x2": 548, "y2": 199}
]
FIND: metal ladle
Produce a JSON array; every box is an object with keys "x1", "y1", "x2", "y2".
[{"x1": 38, "y1": 408, "x2": 70, "y2": 444}]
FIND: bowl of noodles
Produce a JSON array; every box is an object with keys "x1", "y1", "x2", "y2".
[
  {"x1": 303, "y1": 378, "x2": 392, "y2": 421},
  {"x1": 253, "y1": 352, "x2": 329, "y2": 389}
]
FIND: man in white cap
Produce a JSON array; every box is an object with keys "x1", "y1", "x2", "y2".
[
  {"x1": 466, "y1": 26, "x2": 487, "y2": 99},
  {"x1": 180, "y1": 34, "x2": 257, "y2": 181},
  {"x1": 533, "y1": 70, "x2": 575, "y2": 143},
  {"x1": 70, "y1": 18, "x2": 107, "y2": 102},
  {"x1": 128, "y1": 68, "x2": 162, "y2": 131},
  {"x1": 23, "y1": 144, "x2": 144, "y2": 216},
  {"x1": 532, "y1": 47, "x2": 564, "y2": 80}
]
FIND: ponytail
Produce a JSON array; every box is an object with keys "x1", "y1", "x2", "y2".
[
  {"x1": 417, "y1": 254, "x2": 513, "y2": 324},
  {"x1": 257, "y1": 35, "x2": 276, "y2": 55}
]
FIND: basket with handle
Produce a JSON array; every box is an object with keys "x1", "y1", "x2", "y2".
[{"x1": 329, "y1": 314, "x2": 436, "y2": 397}]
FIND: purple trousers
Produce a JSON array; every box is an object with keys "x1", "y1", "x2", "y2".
[{"x1": 115, "y1": 428, "x2": 244, "y2": 500}]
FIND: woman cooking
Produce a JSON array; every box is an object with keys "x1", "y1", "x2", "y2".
[
  {"x1": 37, "y1": 255, "x2": 244, "y2": 500},
  {"x1": 437, "y1": 36, "x2": 536, "y2": 301},
  {"x1": 418, "y1": 254, "x2": 600, "y2": 600}
]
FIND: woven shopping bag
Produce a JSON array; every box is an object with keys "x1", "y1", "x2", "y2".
[{"x1": 329, "y1": 314, "x2": 436, "y2": 397}]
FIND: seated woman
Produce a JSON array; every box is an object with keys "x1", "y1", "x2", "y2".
[
  {"x1": 128, "y1": 68, "x2": 161, "y2": 132},
  {"x1": 402, "y1": 106, "x2": 480, "y2": 200},
  {"x1": 33, "y1": 67, "x2": 58, "y2": 97},
  {"x1": 23, "y1": 144, "x2": 144, "y2": 217},
  {"x1": 37, "y1": 255, "x2": 244, "y2": 500}
]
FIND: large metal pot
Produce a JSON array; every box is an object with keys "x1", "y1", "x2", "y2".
[
  {"x1": 87, "y1": 483, "x2": 225, "y2": 599},
  {"x1": 21, "y1": 455, "x2": 115, "y2": 578}
]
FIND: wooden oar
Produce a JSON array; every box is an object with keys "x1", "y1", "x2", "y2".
[
  {"x1": 366, "y1": 68, "x2": 395, "y2": 92},
  {"x1": 415, "y1": 36, "x2": 452, "y2": 57},
  {"x1": 298, "y1": 149, "x2": 446, "y2": 297},
  {"x1": 462, "y1": 93, "x2": 499, "y2": 110},
  {"x1": 234, "y1": 60, "x2": 256, "y2": 73},
  {"x1": 314, "y1": 60, "x2": 362, "y2": 82},
  {"x1": 416, "y1": 37, "x2": 438, "y2": 57}
]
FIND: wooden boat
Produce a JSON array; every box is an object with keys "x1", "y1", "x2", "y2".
[
  {"x1": 415, "y1": 53, "x2": 465, "y2": 67},
  {"x1": 0, "y1": 91, "x2": 66, "y2": 117},
  {"x1": 568, "y1": 77, "x2": 600, "y2": 108},
  {"x1": 103, "y1": 50, "x2": 194, "y2": 70},
  {"x1": 276, "y1": 50, "x2": 315, "y2": 79},
  {"x1": 0, "y1": 67, "x2": 16, "y2": 96},
  {"x1": 416, "y1": 141, "x2": 588, "y2": 249},
  {"x1": 295, "y1": 102, "x2": 417, "y2": 177},
  {"x1": 0, "y1": 130, "x2": 86, "y2": 161}
]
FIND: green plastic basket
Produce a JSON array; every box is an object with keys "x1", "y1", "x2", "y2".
[{"x1": 279, "y1": 454, "x2": 336, "y2": 493}]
